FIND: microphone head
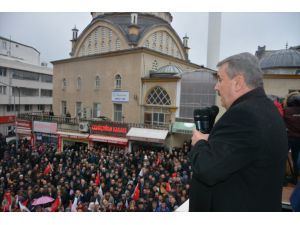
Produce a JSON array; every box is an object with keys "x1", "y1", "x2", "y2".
[
  {"x1": 210, "y1": 105, "x2": 219, "y2": 117},
  {"x1": 193, "y1": 109, "x2": 202, "y2": 118}
]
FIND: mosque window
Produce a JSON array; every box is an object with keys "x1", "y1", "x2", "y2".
[
  {"x1": 144, "y1": 40, "x2": 150, "y2": 48},
  {"x1": 101, "y1": 40, "x2": 106, "y2": 52},
  {"x1": 146, "y1": 86, "x2": 171, "y2": 105},
  {"x1": 116, "y1": 38, "x2": 121, "y2": 50},
  {"x1": 152, "y1": 33, "x2": 157, "y2": 49},
  {"x1": 109, "y1": 30, "x2": 112, "y2": 41},
  {"x1": 77, "y1": 77, "x2": 82, "y2": 90},
  {"x1": 115, "y1": 74, "x2": 122, "y2": 89},
  {"x1": 95, "y1": 76, "x2": 100, "y2": 89},
  {"x1": 62, "y1": 78, "x2": 67, "y2": 90}
]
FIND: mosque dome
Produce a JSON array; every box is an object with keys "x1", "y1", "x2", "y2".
[
  {"x1": 260, "y1": 49, "x2": 300, "y2": 69},
  {"x1": 154, "y1": 65, "x2": 184, "y2": 74}
]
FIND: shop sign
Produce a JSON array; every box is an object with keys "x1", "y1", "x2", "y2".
[
  {"x1": 16, "y1": 120, "x2": 32, "y2": 129},
  {"x1": 112, "y1": 91, "x2": 129, "y2": 102},
  {"x1": 90, "y1": 123, "x2": 128, "y2": 137},
  {"x1": 0, "y1": 115, "x2": 16, "y2": 124},
  {"x1": 33, "y1": 121, "x2": 57, "y2": 134}
]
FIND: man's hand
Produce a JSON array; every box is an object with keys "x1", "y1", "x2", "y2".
[{"x1": 191, "y1": 129, "x2": 209, "y2": 146}]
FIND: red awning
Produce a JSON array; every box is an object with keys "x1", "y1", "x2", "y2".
[{"x1": 89, "y1": 134, "x2": 128, "y2": 145}]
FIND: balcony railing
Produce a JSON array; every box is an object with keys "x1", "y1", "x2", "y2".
[{"x1": 17, "y1": 112, "x2": 170, "y2": 131}]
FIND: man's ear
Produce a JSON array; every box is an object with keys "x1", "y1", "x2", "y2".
[{"x1": 233, "y1": 74, "x2": 245, "y2": 92}]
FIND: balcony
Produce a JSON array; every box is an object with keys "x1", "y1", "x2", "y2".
[{"x1": 17, "y1": 112, "x2": 170, "y2": 132}]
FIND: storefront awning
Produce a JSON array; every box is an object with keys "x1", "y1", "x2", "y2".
[
  {"x1": 16, "y1": 128, "x2": 32, "y2": 135},
  {"x1": 126, "y1": 128, "x2": 168, "y2": 144},
  {"x1": 57, "y1": 131, "x2": 89, "y2": 140},
  {"x1": 89, "y1": 134, "x2": 128, "y2": 145},
  {"x1": 171, "y1": 122, "x2": 195, "y2": 135}
]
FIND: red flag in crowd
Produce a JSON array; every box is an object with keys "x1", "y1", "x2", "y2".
[
  {"x1": 166, "y1": 182, "x2": 171, "y2": 192},
  {"x1": 156, "y1": 156, "x2": 161, "y2": 166},
  {"x1": 21, "y1": 199, "x2": 29, "y2": 207},
  {"x1": 95, "y1": 174, "x2": 100, "y2": 186},
  {"x1": 132, "y1": 183, "x2": 140, "y2": 201},
  {"x1": 43, "y1": 162, "x2": 52, "y2": 176},
  {"x1": 273, "y1": 100, "x2": 284, "y2": 117},
  {"x1": 51, "y1": 196, "x2": 61, "y2": 212},
  {"x1": 2, "y1": 192, "x2": 12, "y2": 212}
]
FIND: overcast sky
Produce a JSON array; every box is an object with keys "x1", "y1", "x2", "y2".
[{"x1": 0, "y1": 12, "x2": 299, "y2": 67}]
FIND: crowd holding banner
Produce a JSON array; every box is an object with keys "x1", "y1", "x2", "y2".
[{"x1": 0, "y1": 137, "x2": 192, "y2": 212}]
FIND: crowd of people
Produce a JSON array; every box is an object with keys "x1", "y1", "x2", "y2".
[{"x1": 0, "y1": 138, "x2": 192, "y2": 212}]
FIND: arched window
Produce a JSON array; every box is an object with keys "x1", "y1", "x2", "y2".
[
  {"x1": 77, "y1": 77, "x2": 82, "y2": 90},
  {"x1": 146, "y1": 86, "x2": 171, "y2": 105},
  {"x1": 116, "y1": 38, "x2": 121, "y2": 50},
  {"x1": 95, "y1": 76, "x2": 100, "y2": 89},
  {"x1": 115, "y1": 74, "x2": 122, "y2": 89},
  {"x1": 144, "y1": 40, "x2": 150, "y2": 48},
  {"x1": 62, "y1": 78, "x2": 67, "y2": 90}
]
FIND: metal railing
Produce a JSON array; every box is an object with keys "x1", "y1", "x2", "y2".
[{"x1": 17, "y1": 112, "x2": 170, "y2": 131}]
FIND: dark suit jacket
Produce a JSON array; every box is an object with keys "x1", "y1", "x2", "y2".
[{"x1": 188, "y1": 87, "x2": 288, "y2": 211}]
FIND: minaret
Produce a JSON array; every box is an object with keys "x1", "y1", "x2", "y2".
[
  {"x1": 206, "y1": 12, "x2": 222, "y2": 70},
  {"x1": 70, "y1": 26, "x2": 79, "y2": 56},
  {"x1": 183, "y1": 34, "x2": 190, "y2": 60}
]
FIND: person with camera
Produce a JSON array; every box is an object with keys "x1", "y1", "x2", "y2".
[
  {"x1": 283, "y1": 91, "x2": 300, "y2": 185},
  {"x1": 188, "y1": 52, "x2": 288, "y2": 211}
]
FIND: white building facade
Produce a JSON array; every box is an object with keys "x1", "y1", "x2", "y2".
[{"x1": 0, "y1": 36, "x2": 53, "y2": 136}]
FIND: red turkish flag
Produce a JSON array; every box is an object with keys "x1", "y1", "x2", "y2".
[
  {"x1": 156, "y1": 156, "x2": 161, "y2": 166},
  {"x1": 95, "y1": 174, "x2": 100, "y2": 186},
  {"x1": 51, "y1": 197, "x2": 61, "y2": 212},
  {"x1": 132, "y1": 183, "x2": 140, "y2": 201},
  {"x1": 166, "y1": 182, "x2": 171, "y2": 192},
  {"x1": 43, "y1": 163, "x2": 52, "y2": 176}
]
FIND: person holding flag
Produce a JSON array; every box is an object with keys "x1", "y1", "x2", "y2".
[{"x1": 43, "y1": 162, "x2": 52, "y2": 176}]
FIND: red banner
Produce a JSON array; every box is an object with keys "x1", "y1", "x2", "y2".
[
  {"x1": 90, "y1": 123, "x2": 128, "y2": 137},
  {"x1": 0, "y1": 115, "x2": 15, "y2": 124}
]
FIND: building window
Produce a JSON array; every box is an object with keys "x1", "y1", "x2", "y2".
[
  {"x1": 114, "y1": 104, "x2": 122, "y2": 122},
  {"x1": 41, "y1": 74, "x2": 52, "y2": 83},
  {"x1": 12, "y1": 69, "x2": 39, "y2": 81},
  {"x1": 2, "y1": 40, "x2": 7, "y2": 49},
  {"x1": 116, "y1": 38, "x2": 121, "y2": 50},
  {"x1": 38, "y1": 105, "x2": 45, "y2": 111},
  {"x1": 0, "y1": 67, "x2": 7, "y2": 77},
  {"x1": 153, "y1": 112, "x2": 165, "y2": 125},
  {"x1": 77, "y1": 77, "x2": 82, "y2": 90},
  {"x1": 115, "y1": 74, "x2": 122, "y2": 89},
  {"x1": 62, "y1": 78, "x2": 67, "y2": 90},
  {"x1": 93, "y1": 103, "x2": 101, "y2": 118},
  {"x1": 0, "y1": 86, "x2": 7, "y2": 95},
  {"x1": 144, "y1": 112, "x2": 166, "y2": 126},
  {"x1": 40, "y1": 89, "x2": 52, "y2": 97},
  {"x1": 6, "y1": 105, "x2": 14, "y2": 112},
  {"x1": 144, "y1": 40, "x2": 150, "y2": 48},
  {"x1": 13, "y1": 87, "x2": 38, "y2": 97},
  {"x1": 95, "y1": 76, "x2": 100, "y2": 89},
  {"x1": 76, "y1": 102, "x2": 82, "y2": 117},
  {"x1": 146, "y1": 86, "x2": 171, "y2": 105},
  {"x1": 61, "y1": 101, "x2": 67, "y2": 116},
  {"x1": 24, "y1": 105, "x2": 32, "y2": 111}
]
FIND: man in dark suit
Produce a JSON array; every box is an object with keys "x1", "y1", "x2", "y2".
[{"x1": 188, "y1": 52, "x2": 288, "y2": 211}]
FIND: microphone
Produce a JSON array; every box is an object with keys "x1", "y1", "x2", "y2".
[{"x1": 194, "y1": 105, "x2": 219, "y2": 134}]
